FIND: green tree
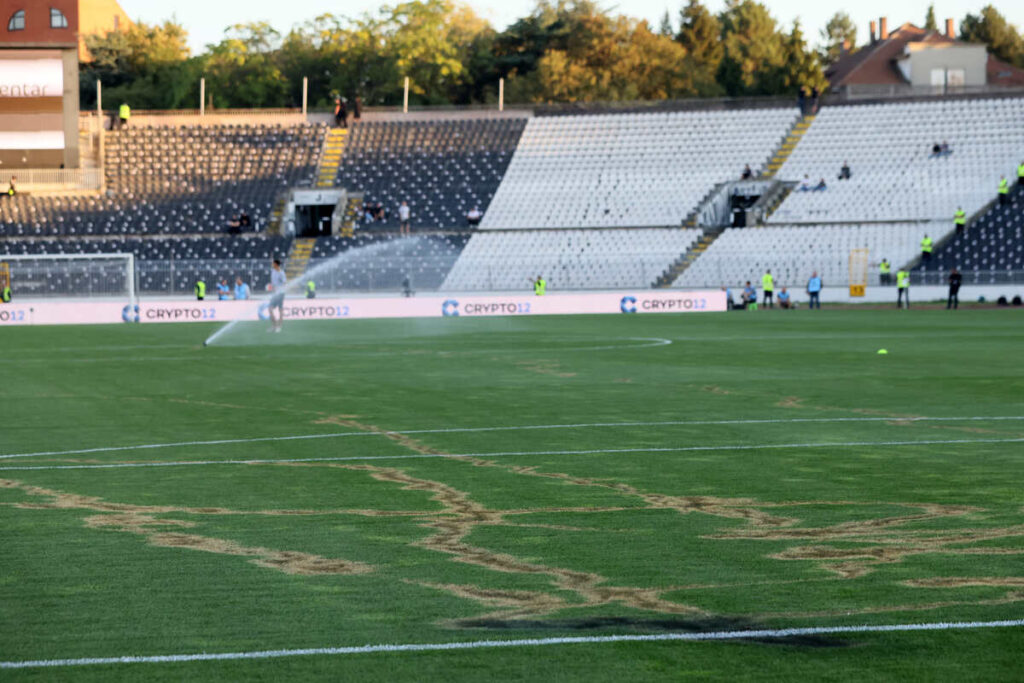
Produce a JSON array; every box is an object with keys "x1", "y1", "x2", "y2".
[
  {"x1": 924, "y1": 4, "x2": 938, "y2": 31},
  {"x1": 676, "y1": 0, "x2": 723, "y2": 88},
  {"x1": 818, "y1": 11, "x2": 857, "y2": 65},
  {"x1": 81, "y1": 20, "x2": 195, "y2": 109},
  {"x1": 717, "y1": 0, "x2": 786, "y2": 96},
  {"x1": 960, "y1": 5, "x2": 1024, "y2": 67},
  {"x1": 780, "y1": 21, "x2": 828, "y2": 92},
  {"x1": 658, "y1": 10, "x2": 673, "y2": 37},
  {"x1": 202, "y1": 23, "x2": 289, "y2": 108}
]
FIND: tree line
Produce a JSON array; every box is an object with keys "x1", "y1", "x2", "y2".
[{"x1": 79, "y1": 0, "x2": 1024, "y2": 110}]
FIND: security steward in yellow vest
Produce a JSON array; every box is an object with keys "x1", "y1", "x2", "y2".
[
  {"x1": 1018, "y1": 161, "x2": 1024, "y2": 187},
  {"x1": 896, "y1": 269, "x2": 910, "y2": 309},
  {"x1": 998, "y1": 176, "x2": 1010, "y2": 205},
  {"x1": 953, "y1": 208, "x2": 967, "y2": 235},
  {"x1": 532, "y1": 275, "x2": 546, "y2": 296},
  {"x1": 1, "y1": 285, "x2": 11, "y2": 303},
  {"x1": 195, "y1": 279, "x2": 206, "y2": 301},
  {"x1": 305, "y1": 280, "x2": 316, "y2": 299},
  {"x1": 920, "y1": 235, "x2": 933, "y2": 263},
  {"x1": 761, "y1": 270, "x2": 774, "y2": 308},
  {"x1": 119, "y1": 103, "x2": 131, "y2": 129},
  {"x1": 878, "y1": 258, "x2": 891, "y2": 285}
]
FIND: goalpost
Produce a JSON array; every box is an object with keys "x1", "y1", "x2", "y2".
[
  {"x1": 848, "y1": 248, "x2": 868, "y2": 297},
  {"x1": 0, "y1": 253, "x2": 136, "y2": 304}
]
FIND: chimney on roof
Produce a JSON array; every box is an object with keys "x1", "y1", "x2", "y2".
[
  {"x1": 880, "y1": 17, "x2": 889, "y2": 41},
  {"x1": 870, "y1": 20, "x2": 877, "y2": 43},
  {"x1": 840, "y1": 39, "x2": 851, "y2": 55},
  {"x1": 946, "y1": 18, "x2": 955, "y2": 39}
]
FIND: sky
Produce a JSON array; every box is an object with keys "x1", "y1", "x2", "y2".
[{"x1": 117, "y1": 0, "x2": 1024, "y2": 55}]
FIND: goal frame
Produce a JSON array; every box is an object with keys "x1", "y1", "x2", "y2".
[{"x1": 0, "y1": 252, "x2": 137, "y2": 305}]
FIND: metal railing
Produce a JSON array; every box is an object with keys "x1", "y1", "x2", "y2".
[
  {"x1": 912, "y1": 269, "x2": 1024, "y2": 286},
  {"x1": 0, "y1": 168, "x2": 103, "y2": 192}
]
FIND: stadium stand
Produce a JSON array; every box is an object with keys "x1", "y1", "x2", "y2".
[
  {"x1": 0, "y1": 236, "x2": 292, "y2": 294},
  {"x1": 920, "y1": 186, "x2": 1024, "y2": 277},
  {"x1": 442, "y1": 229, "x2": 701, "y2": 290},
  {"x1": 308, "y1": 234, "x2": 469, "y2": 291},
  {"x1": 334, "y1": 119, "x2": 526, "y2": 229},
  {"x1": 0, "y1": 123, "x2": 324, "y2": 237},
  {"x1": 673, "y1": 223, "x2": 934, "y2": 288},
  {"x1": 769, "y1": 98, "x2": 1024, "y2": 223},
  {"x1": 479, "y1": 109, "x2": 800, "y2": 229}
]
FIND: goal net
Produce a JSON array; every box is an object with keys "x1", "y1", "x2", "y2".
[{"x1": 0, "y1": 253, "x2": 136, "y2": 302}]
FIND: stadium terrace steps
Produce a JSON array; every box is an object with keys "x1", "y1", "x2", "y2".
[
  {"x1": 317, "y1": 128, "x2": 349, "y2": 189},
  {"x1": 918, "y1": 184, "x2": 1024, "y2": 274},
  {"x1": 340, "y1": 194, "x2": 364, "y2": 237},
  {"x1": 653, "y1": 227, "x2": 726, "y2": 288},
  {"x1": 480, "y1": 108, "x2": 800, "y2": 230},
  {"x1": 768, "y1": 98, "x2": 1024, "y2": 224},
  {"x1": 285, "y1": 237, "x2": 317, "y2": 280},
  {"x1": 763, "y1": 114, "x2": 815, "y2": 179}
]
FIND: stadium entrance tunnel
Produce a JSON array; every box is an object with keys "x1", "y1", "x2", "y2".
[{"x1": 284, "y1": 188, "x2": 347, "y2": 237}]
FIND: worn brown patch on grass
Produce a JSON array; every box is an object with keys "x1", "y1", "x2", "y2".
[
  {"x1": 514, "y1": 359, "x2": 577, "y2": 378},
  {"x1": 905, "y1": 577, "x2": 1024, "y2": 588}
]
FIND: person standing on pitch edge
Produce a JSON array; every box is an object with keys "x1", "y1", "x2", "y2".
[
  {"x1": 806, "y1": 271, "x2": 822, "y2": 309},
  {"x1": 947, "y1": 268, "x2": 962, "y2": 310},
  {"x1": 896, "y1": 268, "x2": 910, "y2": 309},
  {"x1": 761, "y1": 269, "x2": 774, "y2": 308},
  {"x1": 268, "y1": 259, "x2": 286, "y2": 333}
]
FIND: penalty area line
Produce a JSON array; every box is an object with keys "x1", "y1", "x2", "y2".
[
  {"x1": 2, "y1": 619, "x2": 1022, "y2": 669},
  {"x1": 2, "y1": 415, "x2": 1024, "y2": 461},
  {"x1": 2, "y1": 436, "x2": 1024, "y2": 471}
]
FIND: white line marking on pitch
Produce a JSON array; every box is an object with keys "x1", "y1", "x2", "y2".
[
  {"x1": 1, "y1": 415, "x2": 1022, "y2": 461},
  {"x1": 3, "y1": 437, "x2": 1023, "y2": 472},
  {"x1": 2, "y1": 619, "x2": 1021, "y2": 669}
]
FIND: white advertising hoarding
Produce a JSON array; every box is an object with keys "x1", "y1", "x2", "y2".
[
  {"x1": 0, "y1": 291, "x2": 727, "y2": 326},
  {"x1": 0, "y1": 59, "x2": 63, "y2": 98}
]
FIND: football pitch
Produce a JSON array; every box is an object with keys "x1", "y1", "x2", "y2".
[{"x1": 2, "y1": 308, "x2": 1023, "y2": 680}]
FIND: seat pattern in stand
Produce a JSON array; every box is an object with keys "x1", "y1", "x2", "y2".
[
  {"x1": 921, "y1": 186, "x2": 1024, "y2": 275},
  {"x1": 480, "y1": 109, "x2": 799, "y2": 229},
  {"x1": 307, "y1": 233, "x2": 470, "y2": 291},
  {"x1": 335, "y1": 119, "x2": 526, "y2": 230},
  {"x1": 771, "y1": 98, "x2": 1024, "y2": 223},
  {"x1": 442, "y1": 229, "x2": 701, "y2": 290},
  {"x1": 0, "y1": 123, "x2": 325, "y2": 237}
]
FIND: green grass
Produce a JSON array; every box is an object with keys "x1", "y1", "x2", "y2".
[{"x1": 2, "y1": 309, "x2": 1023, "y2": 681}]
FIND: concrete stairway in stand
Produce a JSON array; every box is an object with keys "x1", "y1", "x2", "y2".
[
  {"x1": 316, "y1": 128, "x2": 348, "y2": 188},
  {"x1": 285, "y1": 238, "x2": 317, "y2": 280},
  {"x1": 762, "y1": 114, "x2": 815, "y2": 179},
  {"x1": 653, "y1": 227, "x2": 726, "y2": 288}
]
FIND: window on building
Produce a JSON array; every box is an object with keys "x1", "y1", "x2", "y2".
[
  {"x1": 8, "y1": 9, "x2": 25, "y2": 31},
  {"x1": 50, "y1": 7, "x2": 67, "y2": 29}
]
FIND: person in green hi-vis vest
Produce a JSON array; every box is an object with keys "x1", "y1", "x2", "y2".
[
  {"x1": 953, "y1": 207, "x2": 966, "y2": 235},
  {"x1": 119, "y1": 103, "x2": 131, "y2": 129},
  {"x1": 1, "y1": 284, "x2": 10, "y2": 303},
  {"x1": 1018, "y1": 160, "x2": 1024, "y2": 187},
  {"x1": 306, "y1": 280, "x2": 316, "y2": 299},
  {"x1": 530, "y1": 275, "x2": 546, "y2": 296},
  {"x1": 194, "y1": 278, "x2": 206, "y2": 301},
  {"x1": 920, "y1": 234, "x2": 933, "y2": 263},
  {"x1": 878, "y1": 258, "x2": 891, "y2": 285},
  {"x1": 896, "y1": 270, "x2": 910, "y2": 309},
  {"x1": 998, "y1": 176, "x2": 1009, "y2": 205},
  {"x1": 761, "y1": 269, "x2": 774, "y2": 308}
]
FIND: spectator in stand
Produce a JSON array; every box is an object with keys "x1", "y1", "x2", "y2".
[
  {"x1": 398, "y1": 201, "x2": 411, "y2": 235},
  {"x1": 814, "y1": 178, "x2": 828, "y2": 191},
  {"x1": 234, "y1": 276, "x2": 250, "y2": 300},
  {"x1": 741, "y1": 164, "x2": 753, "y2": 180},
  {"x1": 363, "y1": 201, "x2": 375, "y2": 222},
  {"x1": 227, "y1": 215, "x2": 241, "y2": 234},
  {"x1": 930, "y1": 141, "x2": 942, "y2": 157},
  {"x1": 742, "y1": 281, "x2": 756, "y2": 306},
  {"x1": 466, "y1": 206, "x2": 482, "y2": 226},
  {"x1": 216, "y1": 278, "x2": 230, "y2": 300},
  {"x1": 940, "y1": 140, "x2": 951, "y2": 156},
  {"x1": 947, "y1": 268, "x2": 962, "y2": 310},
  {"x1": 6, "y1": 177, "x2": 15, "y2": 197},
  {"x1": 334, "y1": 97, "x2": 348, "y2": 128},
  {"x1": 374, "y1": 202, "x2": 386, "y2": 222},
  {"x1": 239, "y1": 211, "x2": 251, "y2": 230},
  {"x1": 838, "y1": 161, "x2": 851, "y2": 180},
  {"x1": 353, "y1": 96, "x2": 362, "y2": 124},
  {"x1": 806, "y1": 271, "x2": 822, "y2": 309},
  {"x1": 777, "y1": 287, "x2": 791, "y2": 309},
  {"x1": 799, "y1": 175, "x2": 811, "y2": 192}
]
